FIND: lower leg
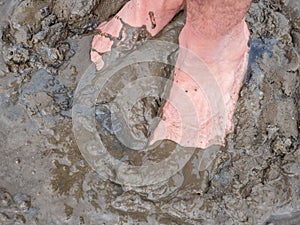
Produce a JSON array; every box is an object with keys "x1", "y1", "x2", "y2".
[
  {"x1": 185, "y1": 0, "x2": 252, "y2": 132},
  {"x1": 187, "y1": 0, "x2": 252, "y2": 39}
]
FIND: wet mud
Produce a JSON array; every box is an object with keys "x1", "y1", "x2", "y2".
[{"x1": 0, "y1": 0, "x2": 300, "y2": 224}]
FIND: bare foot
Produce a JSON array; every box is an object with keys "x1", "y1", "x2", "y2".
[
  {"x1": 90, "y1": 0, "x2": 184, "y2": 70},
  {"x1": 150, "y1": 0, "x2": 251, "y2": 148}
]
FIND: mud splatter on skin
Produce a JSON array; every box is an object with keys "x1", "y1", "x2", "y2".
[
  {"x1": 0, "y1": 0, "x2": 300, "y2": 224},
  {"x1": 149, "y1": 11, "x2": 157, "y2": 29}
]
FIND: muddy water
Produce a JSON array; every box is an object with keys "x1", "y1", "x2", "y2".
[{"x1": 0, "y1": 0, "x2": 299, "y2": 224}]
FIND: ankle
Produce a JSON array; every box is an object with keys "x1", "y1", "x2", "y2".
[{"x1": 181, "y1": 20, "x2": 250, "y2": 65}]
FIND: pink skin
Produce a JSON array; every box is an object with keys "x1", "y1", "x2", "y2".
[{"x1": 91, "y1": 0, "x2": 252, "y2": 148}]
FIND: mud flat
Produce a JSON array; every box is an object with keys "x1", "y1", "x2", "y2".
[{"x1": 0, "y1": 0, "x2": 299, "y2": 224}]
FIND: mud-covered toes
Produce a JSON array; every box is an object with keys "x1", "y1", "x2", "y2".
[{"x1": 90, "y1": 0, "x2": 184, "y2": 70}]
